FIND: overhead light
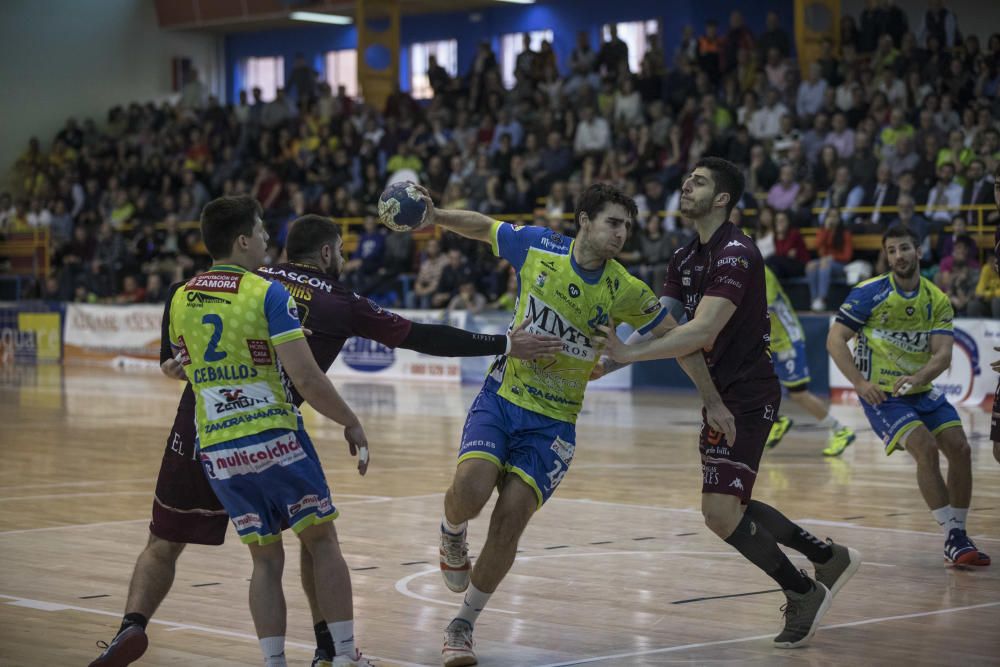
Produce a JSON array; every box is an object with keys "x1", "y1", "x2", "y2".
[
  {"x1": 496, "y1": 0, "x2": 536, "y2": 3},
  {"x1": 290, "y1": 11, "x2": 353, "y2": 25}
]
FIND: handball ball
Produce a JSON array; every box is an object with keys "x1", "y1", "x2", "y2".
[{"x1": 378, "y1": 181, "x2": 427, "y2": 231}]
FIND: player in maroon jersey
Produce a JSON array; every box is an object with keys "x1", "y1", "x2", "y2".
[
  {"x1": 90, "y1": 215, "x2": 561, "y2": 667},
  {"x1": 599, "y1": 158, "x2": 860, "y2": 648}
]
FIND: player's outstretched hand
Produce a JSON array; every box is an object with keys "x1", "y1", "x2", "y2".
[
  {"x1": 855, "y1": 379, "x2": 887, "y2": 405},
  {"x1": 508, "y1": 317, "x2": 562, "y2": 360},
  {"x1": 705, "y1": 401, "x2": 736, "y2": 448},
  {"x1": 412, "y1": 183, "x2": 437, "y2": 227},
  {"x1": 344, "y1": 423, "x2": 370, "y2": 476},
  {"x1": 594, "y1": 318, "x2": 629, "y2": 362},
  {"x1": 160, "y1": 358, "x2": 187, "y2": 381}
]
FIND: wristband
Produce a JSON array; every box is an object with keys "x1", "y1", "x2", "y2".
[{"x1": 505, "y1": 333, "x2": 512, "y2": 355}]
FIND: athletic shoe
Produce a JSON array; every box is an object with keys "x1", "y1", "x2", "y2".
[
  {"x1": 766, "y1": 416, "x2": 793, "y2": 449},
  {"x1": 442, "y1": 618, "x2": 476, "y2": 666},
  {"x1": 440, "y1": 523, "x2": 471, "y2": 593},
  {"x1": 944, "y1": 529, "x2": 991, "y2": 566},
  {"x1": 773, "y1": 576, "x2": 832, "y2": 648},
  {"x1": 312, "y1": 648, "x2": 334, "y2": 667},
  {"x1": 822, "y1": 427, "x2": 855, "y2": 457},
  {"x1": 331, "y1": 649, "x2": 374, "y2": 666},
  {"x1": 813, "y1": 539, "x2": 861, "y2": 597},
  {"x1": 88, "y1": 625, "x2": 148, "y2": 667}
]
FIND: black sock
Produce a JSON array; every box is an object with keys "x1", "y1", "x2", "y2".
[
  {"x1": 314, "y1": 620, "x2": 335, "y2": 656},
  {"x1": 118, "y1": 613, "x2": 148, "y2": 635},
  {"x1": 747, "y1": 500, "x2": 833, "y2": 564},
  {"x1": 724, "y1": 513, "x2": 812, "y2": 594}
]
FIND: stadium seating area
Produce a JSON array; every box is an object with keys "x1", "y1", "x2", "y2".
[{"x1": 2, "y1": 3, "x2": 998, "y2": 316}]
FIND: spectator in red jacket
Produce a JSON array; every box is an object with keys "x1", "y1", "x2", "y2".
[
  {"x1": 806, "y1": 208, "x2": 854, "y2": 311},
  {"x1": 766, "y1": 209, "x2": 809, "y2": 279}
]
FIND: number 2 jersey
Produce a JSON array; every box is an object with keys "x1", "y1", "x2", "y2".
[
  {"x1": 835, "y1": 273, "x2": 954, "y2": 394},
  {"x1": 486, "y1": 221, "x2": 666, "y2": 423},
  {"x1": 169, "y1": 264, "x2": 306, "y2": 449}
]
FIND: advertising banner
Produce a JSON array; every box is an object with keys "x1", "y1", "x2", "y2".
[
  {"x1": 63, "y1": 303, "x2": 163, "y2": 363},
  {"x1": 0, "y1": 302, "x2": 62, "y2": 364}
]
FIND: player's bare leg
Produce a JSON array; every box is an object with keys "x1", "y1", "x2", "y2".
[
  {"x1": 247, "y1": 541, "x2": 287, "y2": 665},
  {"x1": 702, "y1": 493, "x2": 832, "y2": 648},
  {"x1": 88, "y1": 534, "x2": 185, "y2": 666},
  {"x1": 125, "y1": 534, "x2": 185, "y2": 621},
  {"x1": 443, "y1": 475, "x2": 536, "y2": 667},
  {"x1": 905, "y1": 426, "x2": 987, "y2": 565},
  {"x1": 300, "y1": 542, "x2": 337, "y2": 664},
  {"x1": 440, "y1": 459, "x2": 501, "y2": 594},
  {"x1": 298, "y1": 523, "x2": 370, "y2": 664}
]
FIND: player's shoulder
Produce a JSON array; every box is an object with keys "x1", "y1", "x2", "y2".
[
  {"x1": 715, "y1": 224, "x2": 761, "y2": 259},
  {"x1": 604, "y1": 258, "x2": 650, "y2": 292},
  {"x1": 500, "y1": 220, "x2": 572, "y2": 254},
  {"x1": 919, "y1": 275, "x2": 948, "y2": 301},
  {"x1": 849, "y1": 273, "x2": 893, "y2": 302}
]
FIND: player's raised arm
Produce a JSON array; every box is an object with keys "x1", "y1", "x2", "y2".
[
  {"x1": 415, "y1": 185, "x2": 494, "y2": 243},
  {"x1": 399, "y1": 319, "x2": 561, "y2": 360}
]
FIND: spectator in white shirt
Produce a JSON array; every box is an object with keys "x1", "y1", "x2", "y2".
[
  {"x1": 750, "y1": 88, "x2": 788, "y2": 141},
  {"x1": 573, "y1": 106, "x2": 610, "y2": 157},
  {"x1": 613, "y1": 78, "x2": 643, "y2": 127},
  {"x1": 796, "y1": 62, "x2": 828, "y2": 118},
  {"x1": 925, "y1": 163, "x2": 964, "y2": 224}
]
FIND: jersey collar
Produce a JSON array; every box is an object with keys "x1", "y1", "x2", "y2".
[
  {"x1": 568, "y1": 239, "x2": 605, "y2": 285},
  {"x1": 888, "y1": 272, "x2": 920, "y2": 298},
  {"x1": 210, "y1": 263, "x2": 248, "y2": 274}
]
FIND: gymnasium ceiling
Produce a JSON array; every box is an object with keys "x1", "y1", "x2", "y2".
[{"x1": 155, "y1": 0, "x2": 527, "y2": 31}]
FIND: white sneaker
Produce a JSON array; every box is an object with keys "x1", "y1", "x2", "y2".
[
  {"x1": 810, "y1": 298, "x2": 825, "y2": 312},
  {"x1": 331, "y1": 649, "x2": 374, "y2": 666},
  {"x1": 442, "y1": 619, "x2": 476, "y2": 666},
  {"x1": 440, "y1": 524, "x2": 471, "y2": 593}
]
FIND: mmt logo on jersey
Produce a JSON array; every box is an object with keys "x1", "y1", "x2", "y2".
[{"x1": 524, "y1": 294, "x2": 596, "y2": 361}]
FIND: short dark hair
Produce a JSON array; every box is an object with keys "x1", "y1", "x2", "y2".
[
  {"x1": 200, "y1": 196, "x2": 262, "y2": 260},
  {"x1": 694, "y1": 157, "x2": 745, "y2": 217},
  {"x1": 286, "y1": 215, "x2": 342, "y2": 261},
  {"x1": 574, "y1": 183, "x2": 638, "y2": 228},
  {"x1": 882, "y1": 224, "x2": 919, "y2": 247}
]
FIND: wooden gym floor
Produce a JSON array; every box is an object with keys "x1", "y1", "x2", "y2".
[{"x1": 0, "y1": 365, "x2": 998, "y2": 666}]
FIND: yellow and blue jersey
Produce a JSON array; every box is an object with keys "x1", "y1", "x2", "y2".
[
  {"x1": 486, "y1": 221, "x2": 666, "y2": 423},
  {"x1": 835, "y1": 273, "x2": 953, "y2": 394},
  {"x1": 169, "y1": 264, "x2": 305, "y2": 449}
]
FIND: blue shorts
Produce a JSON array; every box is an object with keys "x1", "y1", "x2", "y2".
[
  {"x1": 772, "y1": 340, "x2": 810, "y2": 389},
  {"x1": 459, "y1": 388, "x2": 576, "y2": 508},
  {"x1": 860, "y1": 389, "x2": 963, "y2": 455},
  {"x1": 198, "y1": 422, "x2": 337, "y2": 545}
]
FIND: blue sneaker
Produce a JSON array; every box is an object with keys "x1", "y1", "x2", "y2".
[{"x1": 944, "y1": 528, "x2": 990, "y2": 566}]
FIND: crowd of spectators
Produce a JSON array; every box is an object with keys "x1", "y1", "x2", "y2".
[{"x1": 2, "y1": 2, "x2": 998, "y2": 316}]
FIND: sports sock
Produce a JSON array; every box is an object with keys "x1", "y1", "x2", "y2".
[
  {"x1": 931, "y1": 505, "x2": 954, "y2": 536},
  {"x1": 455, "y1": 583, "x2": 491, "y2": 628},
  {"x1": 117, "y1": 612, "x2": 148, "y2": 635},
  {"x1": 314, "y1": 620, "x2": 335, "y2": 656},
  {"x1": 328, "y1": 620, "x2": 355, "y2": 658},
  {"x1": 724, "y1": 513, "x2": 812, "y2": 594},
  {"x1": 747, "y1": 500, "x2": 833, "y2": 564},
  {"x1": 951, "y1": 507, "x2": 968, "y2": 532},
  {"x1": 442, "y1": 516, "x2": 467, "y2": 535},
  {"x1": 817, "y1": 414, "x2": 843, "y2": 431},
  {"x1": 259, "y1": 636, "x2": 286, "y2": 667}
]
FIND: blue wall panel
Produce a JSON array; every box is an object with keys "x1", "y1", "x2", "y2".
[{"x1": 224, "y1": 0, "x2": 794, "y2": 103}]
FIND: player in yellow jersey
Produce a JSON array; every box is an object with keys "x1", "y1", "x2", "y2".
[
  {"x1": 170, "y1": 196, "x2": 375, "y2": 666},
  {"x1": 762, "y1": 265, "x2": 856, "y2": 456},
  {"x1": 828, "y1": 225, "x2": 989, "y2": 567}
]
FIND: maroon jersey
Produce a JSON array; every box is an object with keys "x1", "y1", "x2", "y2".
[
  {"x1": 662, "y1": 221, "x2": 777, "y2": 406},
  {"x1": 165, "y1": 262, "x2": 413, "y2": 413}
]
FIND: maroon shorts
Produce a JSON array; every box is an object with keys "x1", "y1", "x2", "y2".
[
  {"x1": 991, "y1": 379, "x2": 999, "y2": 443},
  {"x1": 149, "y1": 401, "x2": 229, "y2": 545},
  {"x1": 699, "y1": 388, "x2": 781, "y2": 503}
]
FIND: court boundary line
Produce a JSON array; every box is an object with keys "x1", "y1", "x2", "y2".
[
  {"x1": 0, "y1": 593, "x2": 433, "y2": 667},
  {"x1": 532, "y1": 600, "x2": 1000, "y2": 666}
]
